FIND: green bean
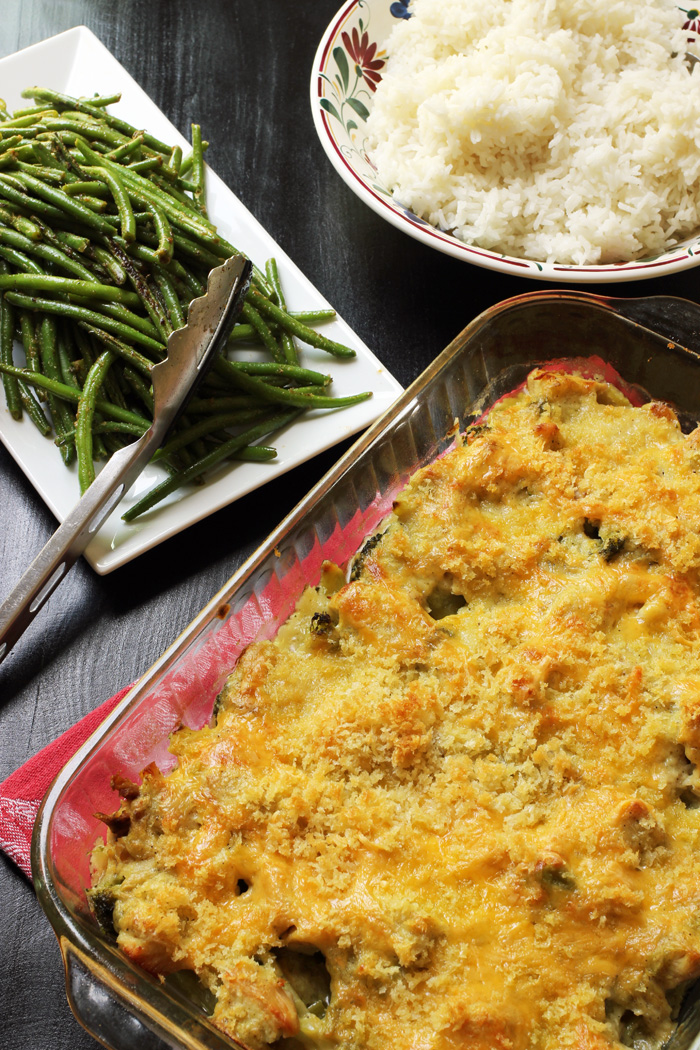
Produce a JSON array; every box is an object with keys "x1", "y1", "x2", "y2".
[
  {"x1": 224, "y1": 311, "x2": 335, "y2": 345},
  {"x1": 122, "y1": 410, "x2": 300, "y2": 521},
  {"x1": 71, "y1": 357, "x2": 87, "y2": 387},
  {"x1": 57, "y1": 418, "x2": 146, "y2": 445},
  {"x1": 1, "y1": 145, "x2": 40, "y2": 164},
  {"x1": 39, "y1": 117, "x2": 128, "y2": 150},
  {"x1": 0, "y1": 111, "x2": 56, "y2": 129},
  {"x1": 0, "y1": 135, "x2": 23, "y2": 155},
  {"x1": 0, "y1": 272, "x2": 142, "y2": 305},
  {"x1": 106, "y1": 239, "x2": 172, "y2": 340},
  {"x1": 212, "y1": 361, "x2": 371, "y2": 409},
  {"x1": 241, "y1": 300, "x2": 284, "y2": 362},
  {"x1": 52, "y1": 229, "x2": 90, "y2": 252},
  {"x1": 227, "y1": 361, "x2": 331, "y2": 385},
  {"x1": 19, "y1": 309, "x2": 41, "y2": 374},
  {"x1": 45, "y1": 134, "x2": 86, "y2": 176},
  {"x1": 63, "y1": 180, "x2": 108, "y2": 197},
  {"x1": 11, "y1": 213, "x2": 43, "y2": 240},
  {"x1": 157, "y1": 265, "x2": 192, "y2": 304},
  {"x1": 39, "y1": 129, "x2": 108, "y2": 154},
  {"x1": 9, "y1": 169, "x2": 118, "y2": 234},
  {"x1": 74, "y1": 323, "x2": 127, "y2": 413},
  {"x1": 0, "y1": 243, "x2": 43, "y2": 274},
  {"x1": 78, "y1": 322, "x2": 154, "y2": 377},
  {"x1": 167, "y1": 172, "x2": 196, "y2": 193},
  {"x1": 260, "y1": 375, "x2": 305, "y2": 388},
  {"x1": 227, "y1": 445, "x2": 276, "y2": 463},
  {"x1": 250, "y1": 290, "x2": 356, "y2": 358},
  {"x1": 182, "y1": 420, "x2": 208, "y2": 461},
  {"x1": 28, "y1": 139, "x2": 62, "y2": 169},
  {"x1": 121, "y1": 169, "x2": 219, "y2": 242},
  {"x1": 290, "y1": 308, "x2": 337, "y2": 324},
  {"x1": 99, "y1": 432, "x2": 127, "y2": 455},
  {"x1": 71, "y1": 322, "x2": 95, "y2": 374},
  {"x1": 9, "y1": 105, "x2": 58, "y2": 119},
  {"x1": 38, "y1": 315, "x2": 75, "y2": 463},
  {"x1": 78, "y1": 93, "x2": 122, "y2": 108},
  {"x1": 0, "y1": 360, "x2": 147, "y2": 425},
  {"x1": 0, "y1": 203, "x2": 42, "y2": 240},
  {"x1": 85, "y1": 242, "x2": 127, "y2": 285},
  {"x1": 265, "y1": 257, "x2": 298, "y2": 364},
  {"x1": 84, "y1": 162, "x2": 135, "y2": 242},
  {"x1": 127, "y1": 157, "x2": 163, "y2": 175},
  {"x1": 23, "y1": 88, "x2": 173, "y2": 154},
  {"x1": 192, "y1": 405, "x2": 270, "y2": 425},
  {"x1": 76, "y1": 141, "x2": 222, "y2": 242},
  {"x1": 37, "y1": 315, "x2": 62, "y2": 388},
  {"x1": 63, "y1": 108, "x2": 121, "y2": 125},
  {"x1": 151, "y1": 266, "x2": 184, "y2": 329},
  {"x1": 168, "y1": 228, "x2": 222, "y2": 267},
  {"x1": 15, "y1": 160, "x2": 66, "y2": 184},
  {"x1": 18, "y1": 379, "x2": 50, "y2": 433},
  {"x1": 92, "y1": 424, "x2": 111, "y2": 462},
  {"x1": 0, "y1": 224, "x2": 100, "y2": 280},
  {"x1": 122, "y1": 366, "x2": 154, "y2": 414},
  {"x1": 92, "y1": 298, "x2": 163, "y2": 341},
  {"x1": 227, "y1": 322, "x2": 263, "y2": 344},
  {"x1": 4, "y1": 291, "x2": 165, "y2": 353},
  {"x1": 187, "y1": 394, "x2": 262, "y2": 413},
  {"x1": 105, "y1": 134, "x2": 143, "y2": 163},
  {"x1": 190, "y1": 124, "x2": 206, "y2": 216},
  {"x1": 76, "y1": 349, "x2": 115, "y2": 492},
  {"x1": 0, "y1": 273, "x2": 20, "y2": 419},
  {"x1": 264, "y1": 258, "x2": 281, "y2": 306},
  {"x1": 166, "y1": 257, "x2": 203, "y2": 298},
  {"x1": 142, "y1": 198, "x2": 173, "y2": 264},
  {"x1": 57, "y1": 324, "x2": 81, "y2": 391},
  {"x1": 151, "y1": 168, "x2": 212, "y2": 214},
  {"x1": 154, "y1": 410, "x2": 272, "y2": 459},
  {"x1": 166, "y1": 145, "x2": 182, "y2": 175},
  {"x1": 15, "y1": 138, "x2": 45, "y2": 154},
  {"x1": 0, "y1": 153, "x2": 19, "y2": 173},
  {"x1": 0, "y1": 173, "x2": 67, "y2": 222},
  {"x1": 195, "y1": 370, "x2": 240, "y2": 395},
  {"x1": 71, "y1": 193, "x2": 110, "y2": 213}
]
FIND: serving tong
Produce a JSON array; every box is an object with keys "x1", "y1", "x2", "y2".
[{"x1": 0, "y1": 254, "x2": 252, "y2": 665}]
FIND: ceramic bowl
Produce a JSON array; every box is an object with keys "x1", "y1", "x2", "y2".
[{"x1": 310, "y1": 0, "x2": 700, "y2": 282}]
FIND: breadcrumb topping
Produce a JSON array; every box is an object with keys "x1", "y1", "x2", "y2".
[{"x1": 91, "y1": 370, "x2": 700, "y2": 1050}]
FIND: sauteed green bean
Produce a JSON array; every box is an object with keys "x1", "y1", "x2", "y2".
[{"x1": 0, "y1": 88, "x2": 371, "y2": 513}]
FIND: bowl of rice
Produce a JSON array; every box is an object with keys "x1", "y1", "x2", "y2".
[{"x1": 310, "y1": 0, "x2": 700, "y2": 281}]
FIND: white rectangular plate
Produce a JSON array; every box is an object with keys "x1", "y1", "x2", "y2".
[{"x1": 0, "y1": 27, "x2": 402, "y2": 573}]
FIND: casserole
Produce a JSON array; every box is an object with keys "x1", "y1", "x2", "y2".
[{"x1": 32, "y1": 289, "x2": 700, "y2": 1050}]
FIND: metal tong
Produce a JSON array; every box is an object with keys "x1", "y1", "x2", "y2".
[{"x1": 0, "y1": 254, "x2": 252, "y2": 665}]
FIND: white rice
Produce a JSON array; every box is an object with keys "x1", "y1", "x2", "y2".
[{"x1": 365, "y1": 0, "x2": 700, "y2": 265}]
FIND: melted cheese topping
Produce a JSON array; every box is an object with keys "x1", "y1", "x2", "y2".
[{"x1": 92, "y1": 370, "x2": 700, "y2": 1050}]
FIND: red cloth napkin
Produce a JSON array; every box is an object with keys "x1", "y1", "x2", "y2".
[{"x1": 0, "y1": 685, "x2": 132, "y2": 879}]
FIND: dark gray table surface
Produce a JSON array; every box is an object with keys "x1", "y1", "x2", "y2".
[{"x1": 2, "y1": 2, "x2": 700, "y2": 1047}]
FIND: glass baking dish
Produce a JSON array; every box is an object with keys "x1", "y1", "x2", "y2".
[{"x1": 32, "y1": 289, "x2": 700, "y2": 1050}]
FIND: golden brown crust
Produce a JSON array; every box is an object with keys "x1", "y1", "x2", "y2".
[{"x1": 92, "y1": 370, "x2": 700, "y2": 1050}]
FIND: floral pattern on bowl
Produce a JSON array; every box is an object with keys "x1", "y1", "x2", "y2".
[{"x1": 310, "y1": 0, "x2": 700, "y2": 283}]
